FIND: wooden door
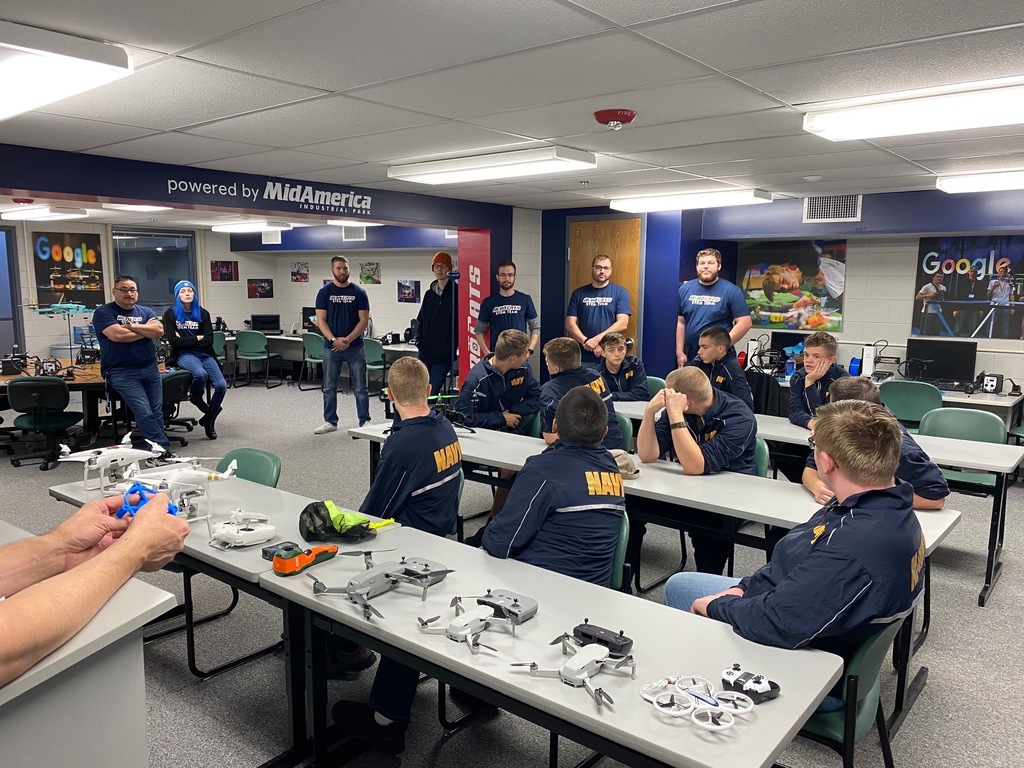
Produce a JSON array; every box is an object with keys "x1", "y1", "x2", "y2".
[{"x1": 567, "y1": 218, "x2": 642, "y2": 350}]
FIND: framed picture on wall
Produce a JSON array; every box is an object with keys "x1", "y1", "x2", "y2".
[
  {"x1": 397, "y1": 279, "x2": 420, "y2": 303},
  {"x1": 360, "y1": 262, "x2": 381, "y2": 285},
  {"x1": 247, "y1": 278, "x2": 274, "y2": 299},
  {"x1": 211, "y1": 260, "x2": 239, "y2": 282},
  {"x1": 291, "y1": 261, "x2": 309, "y2": 283},
  {"x1": 31, "y1": 231, "x2": 105, "y2": 308}
]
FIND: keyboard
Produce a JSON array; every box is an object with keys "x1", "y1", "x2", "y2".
[{"x1": 928, "y1": 380, "x2": 970, "y2": 392}]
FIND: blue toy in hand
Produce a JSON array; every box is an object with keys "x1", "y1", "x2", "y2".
[{"x1": 117, "y1": 481, "x2": 180, "y2": 519}]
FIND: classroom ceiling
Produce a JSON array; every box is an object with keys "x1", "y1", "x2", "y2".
[{"x1": 1, "y1": 0, "x2": 1023, "y2": 226}]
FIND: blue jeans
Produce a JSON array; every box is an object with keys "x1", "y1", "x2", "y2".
[
  {"x1": 176, "y1": 352, "x2": 227, "y2": 410},
  {"x1": 108, "y1": 366, "x2": 169, "y2": 450},
  {"x1": 323, "y1": 345, "x2": 369, "y2": 425},
  {"x1": 424, "y1": 361, "x2": 451, "y2": 397}
]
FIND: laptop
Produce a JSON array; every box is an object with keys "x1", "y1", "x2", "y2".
[{"x1": 250, "y1": 314, "x2": 283, "y2": 335}]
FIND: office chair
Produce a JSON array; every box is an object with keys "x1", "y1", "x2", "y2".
[
  {"x1": 232, "y1": 330, "x2": 284, "y2": 388},
  {"x1": 364, "y1": 337, "x2": 387, "y2": 393},
  {"x1": 161, "y1": 369, "x2": 195, "y2": 446},
  {"x1": 7, "y1": 376, "x2": 83, "y2": 470},
  {"x1": 878, "y1": 380, "x2": 942, "y2": 433},
  {"x1": 646, "y1": 376, "x2": 666, "y2": 398},
  {"x1": 918, "y1": 408, "x2": 1005, "y2": 492},
  {"x1": 614, "y1": 410, "x2": 633, "y2": 452},
  {"x1": 298, "y1": 332, "x2": 325, "y2": 391}
]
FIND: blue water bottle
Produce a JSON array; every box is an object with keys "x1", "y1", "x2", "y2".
[{"x1": 785, "y1": 358, "x2": 795, "y2": 377}]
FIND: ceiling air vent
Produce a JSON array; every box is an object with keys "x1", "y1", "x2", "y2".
[
  {"x1": 803, "y1": 194, "x2": 862, "y2": 223},
  {"x1": 341, "y1": 225, "x2": 367, "y2": 241}
]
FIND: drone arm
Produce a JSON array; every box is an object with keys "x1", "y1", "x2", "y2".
[{"x1": 531, "y1": 668, "x2": 562, "y2": 679}]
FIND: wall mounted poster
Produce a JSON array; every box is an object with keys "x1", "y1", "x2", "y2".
[
  {"x1": 397, "y1": 280, "x2": 420, "y2": 303},
  {"x1": 210, "y1": 261, "x2": 239, "y2": 281},
  {"x1": 359, "y1": 262, "x2": 381, "y2": 284},
  {"x1": 914, "y1": 236, "x2": 1024, "y2": 339},
  {"x1": 32, "y1": 231, "x2": 105, "y2": 308},
  {"x1": 737, "y1": 240, "x2": 846, "y2": 332},
  {"x1": 290, "y1": 261, "x2": 309, "y2": 283},
  {"x1": 247, "y1": 278, "x2": 274, "y2": 299}
]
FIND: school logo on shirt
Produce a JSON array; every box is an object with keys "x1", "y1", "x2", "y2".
[
  {"x1": 810, "y1": 523, "x2": 826, "y2": 545},
  {"x1": 625, "y1": 370, "x2": 633, "y2": 380},
  {"x1": 688, "y1": 296, "x2": 722, "y2": 306},
  {"x1": 177, "y1": 320, "x2": 200, "y2": 330},
  {"x1": 491, "y1": 304, "x2": 522, "y2": 315},
  {"x1": 330, "y1": 294, "x2": 356, "y2": 303},
  {"x1": 585, "y1": 471, "x2": 623, "y2": 497},
  {"x1": 582, "y1": 297, "x2": 613, "y2": 307},
  {"x1": 715, "y1": 374, "x2": 726, "y2": 384},
  {"x1": 587, "y1": 377, "x2": 608, "y2": 396},
  {"x1": 510, "y1": 376, "x2": 525, "y2": 387},
  {"x1": 432, "y1": 440, "x2": 462, "y2": 473},
  {"x1": 910, "y1": 534, "x2": 925, "y2": 590}
]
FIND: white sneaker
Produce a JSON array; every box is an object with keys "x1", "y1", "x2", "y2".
[{"x1": 314, "y1": 422, "x2": 338, "y2": 435}]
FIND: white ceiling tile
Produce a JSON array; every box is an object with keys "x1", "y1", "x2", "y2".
[
  {"x1": 566, "y1": 0, "x2": 739, "y2": 25},
  {"x1": 351, "y1": 32, "x2": 712, "y2": 119},
  {"x1": 618, "y1": 134, "x2": 875, "y2": 167},
  {"x1": 287, "y1": 164, "x2": 392, "y2": 186},
  {"x1": 191, "y1": 150, "x2": 355, "y2": 175},
  {"x1": 882, "y1": 135, "x2": 1024, "y2": 162},
  {"x1": 0, "y1": 113, "x2": 155, "y2": 151},
  {"x1": 675, "y1": 149, "x2": 915, "y2": 177},
  {"x1": 717, "y1": 163, "x2": 934, "y2": 187},
  {"x1": 575, "y1": 179, "x2": 743, "y2": 200},
  {"x1": 769, "y1": 176, "x2": 940, "y2": 197},
  {"x1": 39, "y1": 58, "x2": 324, "y2": 131},
  {"x1": 913, "y1": 153, "x2": 1024, "y2": 174},
  {"x1": 84, "y1": 133, "x2": 271, "y2": 165},
  {"x1": 873, "y1": 125, "x2": 1024, "y2": 148},
  {"x1": 184, "y1": 0, "x2": 610, "y2": 91},
  {"x1": 518, "y1": 168, "x2": 704, "y2": 192}
]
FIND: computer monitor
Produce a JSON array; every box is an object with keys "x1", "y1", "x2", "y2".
[
  {"x1": 904, "y1": 338, "x2": 977, "y2": 382},
  {"x1": 769, "y1": 331, "x2": 809, "y2": 354},
  {"x1": 250, "y1": 314, "x2": 282, "y2": 333},
  {"x1": 301, "y1": 306, "x2": 317, "y2": 332}
]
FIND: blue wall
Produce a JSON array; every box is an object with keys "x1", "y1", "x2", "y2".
[{"x1": 229, "y1": 225, "x2": 456, "y2": 252}]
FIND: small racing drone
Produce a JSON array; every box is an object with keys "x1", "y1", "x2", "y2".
[
  {"x1": 510, "y1": 622, "x2": 636, "y2": 708},
  {"x1": 640, "y1": 674, "x2": 756, "y2": 732},
  {"x1": 307, "y1": 548, "x2": 453, "y2": 620},
  {"x1": 417, "y1": 589, "x2": 538, "y2": 654}
]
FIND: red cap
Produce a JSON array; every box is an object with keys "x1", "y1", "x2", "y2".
[{"x1": 431, "y1": 251, "x2": 453, "y2": 268}]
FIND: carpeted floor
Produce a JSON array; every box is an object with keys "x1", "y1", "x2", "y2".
[{"x1": 1, "y1": 381, "x2": 1020, "y2": 768}]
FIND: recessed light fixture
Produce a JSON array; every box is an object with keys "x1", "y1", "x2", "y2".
[
  {"x1": 609, "y1": 188, "x2": 773, "y2": 213},
  {"x1": 211, "y1": 220, "x2": 293, "y2": 233},
  {"x1": 1, "y1": 205, "x2": 89, "y2": 221},
  {"x1": 802, "y1": 77, "x2": 1024, "y2": 141},
  {"x1": 102, "y1": 203, "x2": 174, "y2": 212},
  {"x1": 936, "y1": 170, "x2": 1024, "y2": 194},
  {"x1": 388, "y1": 146, "x2": 597, "y2": 185}
]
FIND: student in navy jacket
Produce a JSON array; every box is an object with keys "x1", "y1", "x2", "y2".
[
  {"x1": 597, "y1": 332, "x2": 649, "y2": 402},
  {"x1": 634, "y1": 367, "x2": 757, "y2": 575},
  {"x1": 686, "y1": 325, "x2": 754, "y2": 412},
  {"x1": 803, "y1": 377, "x2": 949, "y2": 509},
  {"x1": 788, "y1": 331, "x2": 848, "y2": 429},
  {"x1": 483, "y1": 385, "x2": 625, "y2": 587},
  {"x1": 665, "y1": 400, "x2": 925, "y2": 701},
  {"x1": 454, "y1": 330, "x2": 540, "y2": 432},
  {"x1": 539, "y1": 337, "x2": 622, "y2": 451}
]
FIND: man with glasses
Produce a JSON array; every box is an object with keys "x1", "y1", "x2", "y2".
[
  {"x1": 473, "y1": 261, "x2": 539, "y2": 357},
  {"x1": 566, "y1": 254, "x2": 630, "y2": 365},
  {"x1": 416, "y1": 252, "x2": 458, "y2": 397},
  {"x1": 92, "y1": 275, "x2": 172, "y2": 455}
]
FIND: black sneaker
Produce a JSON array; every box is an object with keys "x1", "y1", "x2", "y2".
[
  {"x1": 325, "y1": 644, "x2": 377, "y2": 680},
  {"x1": 331, "y1": 700, "x2": 407, "y2": 756}
]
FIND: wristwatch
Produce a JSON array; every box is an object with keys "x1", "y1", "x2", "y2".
[{"x1": 669, "y1": 421, "x2": 687, "y2": 430}]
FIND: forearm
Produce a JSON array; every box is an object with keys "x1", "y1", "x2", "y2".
[
  {"x1": 474, "y1": 332, "x2": 490, "y2": 356},
  {"x1": 344, "y1": 316, "x2": 369, "y2": 344},
  {"x1": 801, "y1": 467, "x2": 824, "y2": 497},
  {"x1": 671, "y1": 428, "x2": 705, "y2": 474},
  {"x1": 636, "y1": 418, "x2": 661, "y2": 463},
  {"x1": 913, "y1": 494, "x2": 945, "y2": 510},
  {"x1": 729, "y1": 316, "x2": 752, "y2": 346},
  {"x1": 565, "y1": 317, "x2": 586, "y2": 345},
  {"x1": 599, "y1": 315, "x2": 628, "y2": 339},
  {"x1": 130, "y1": 322, "x2": 165, "y2": 339},
  {"x1": 675, "y1": 318, "x2": 686, "y2": 357},
  {"x1": 0, "y1": 532, "x2": 68, "y2": 598},
  {"x1": 103, "y1": 325, "x2": 142, "y2": 343}
]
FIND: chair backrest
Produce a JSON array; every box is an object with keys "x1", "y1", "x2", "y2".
[
  {"x1": 609, "y1": 511, "x2": 630, "y2": 591},
  {"x1": 614, "y1": 410, "x2": 633, "y2": 452},
  {"x1": 216, "y1": 448, "x2": 282, "y2": 488},
  {"x1": 449, "y1": 468, "x2": 466, "y2": 536},
  {"x1": 878, "y1": 380, "x2": 943, "y2": 425},
  {"x1": 7, "y1": 376, "x2": 71, "y2": 413},
  {"x1": 519, "y1": 411, "x2": 542, "y2": 439},
  {"x1": 302, "y1": 332, "x2": 325, "y2": 360},
  {"x1": 363, "y1": 337, "x2": 385, "y2": 365},
  {"x1": 647, "y1": 376, "x2": 666, "y2": 397},
  {"x1": 754, "y1": 436, "x2": 770, "y2": 478},
  {"x1": 919, "y1": 407, "x2": 1006, "y2": 444},
  {"x1": 212, "y1": 330, "x2": 226, "y2": 357},
  {"x1": 745, "y1": 369, "x2": 787, "y2": 417},
  {"x1": 235, "y1": 330, "x2": 269, "y2": 356},
  {"x1": 844, "y1": 619, "x2": 906, "y2": 710},
  {"x1": 162, "y1": 369, "x2": 193, "y2": 401}
]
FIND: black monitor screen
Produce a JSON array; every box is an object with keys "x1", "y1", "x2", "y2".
[
  {"x1": 250, "y1": 314, "x2": 281, "y2": 332},
  {"x1": 302, "y1": 306, "x2": 317, "y2": 331},
  {"x1": 905, "y1": 338, "x2": 977, "y2": 382},
  {"x1": 770, "y1": 331, "x2": 809, "y2": 353}
]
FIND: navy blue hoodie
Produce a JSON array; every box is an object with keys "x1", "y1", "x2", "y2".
[
  {"x1": 686, "y1": 348, "x2": 754, "y2": 412},
  {"x1": 598, "y1": 354, "x2": 650, "y2": 402},
  {"x1": 541, "y1": 366, "x2": 622, "y2": 451},
  {"x1": 654, "y1": 390, "x2": 757, "y2": 475},
  {"x1": 789, "y1": 362, "x2": 849, "y2": 428},
  {"x1": 454, "y1": 355, "x2": 540, "y2": 430}
]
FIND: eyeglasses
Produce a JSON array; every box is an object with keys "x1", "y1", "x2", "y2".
[
  {"x1": 807, "y1": 435, "x2": 816, "y2": 449},
  {"x1": 115, "y1": 287, "x2": 138, "y2": 294}
]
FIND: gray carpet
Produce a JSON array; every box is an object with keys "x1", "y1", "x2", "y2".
[{"x1": 1, "y1": 381, "x2": 1020, "y2": 768}]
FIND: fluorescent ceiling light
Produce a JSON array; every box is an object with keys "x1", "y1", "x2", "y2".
[
  {"x1": 936, "y1": 170, "x2": 1024, "y2": 194},
  {"x1": 211, "y1": 220, "x2": 292, "y2": 233},
  {"x1": 102, "y1": 203, "x2": 174, "y2": 212},
  {"x1": 610, "y1": 189, "x2": 773, "y2": 213},
  {"x1": 1, "y1": 205, "x2": 89, "y2": 221},
  {"x1": 388, "y1": 146, "x2": 596, "y2": 184},
  {"x1": 327, "y1": 218, "x2": 385, "y2": 226},
  {"x1": 803, "y1": 79, "x2": 1024, "y2": 141},
  {"x1": 0, "y1": 20, "x2": 133, "y2": 122}
]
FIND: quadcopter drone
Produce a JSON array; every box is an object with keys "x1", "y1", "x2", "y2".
[
  {"x1": 59, "y1": 434, "x2": 166, "y2": 491},
  {"x1": 307, "y1": 548, "x2": 454, "y2": 620},
  {"x1": 115, "y1": 457, "x2": 237, "y2": 517},
  {"x1": 417, "y1": 589, "x2": 538, "y2": 654},
  {"x1": 639, "y1": 674, "x2": 755, "y2": 732},
  {"x1": 510, "y1": 622, "x2": 636, "y2": 709},
  {"x1": 199, "y1": 509, "x2": 277, "y2": 551}
]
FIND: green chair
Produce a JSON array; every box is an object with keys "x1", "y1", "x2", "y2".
[
  {"x1": 298, "y1": 332, "x2": 325, "y2": 391},
  {"x1": 217, "y1": 447, "x2": 282, "y2": 487},
  {"x1": 647, "y1": 376, "x2": 666, "y2": 397},
  {"x1": 232, "y1": 330, "x2": 283, "y2": 389},
  {"x1": 211, "y1": 330, "x2": 227, "y2": 367},
  {"x1": 918, "y1": 408, "x2": 1006, "y2": 490},
  {"x1": 614, "y1": 410, "x2": 633, "y2": 452},
  {"x1": 364, "y1": 337, "x2": 387, "y2": 393},
  {"x1": 1009, "y1": 423, "x2": 1024, "y2": 482},
  {"x1": 754, "y1": 435, "x2": 771, "y2": 478},
  {"x1": 610, "y1": 511, "x2": 631, "y2": 593},
  {"x1": 7, "y1": 376, "x2": 83, "y2": 470},
  {"x1": 519, "y1": 410, "x2": 541, "y2": 439},
  {"x1": 797, "y1": 618, "x2": 906, "y2": 768},
  {"x1": 878, "y1": 380, "x2": 942, "y2": 433}
]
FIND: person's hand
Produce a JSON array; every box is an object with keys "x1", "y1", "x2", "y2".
[
  {"x1": 811, "y1": 482, "x2": 835, "y2": 505},
  {"x1": 582, "y1": 337, "x2": 597, "y2": 353},
  {"x1": 333, "y1": 337, "x2": 350, "y2": 351},
  {"x1": 593, "y1": 344, "x2": 605, "y2": 358},
  {"x1": 807, "y1": 418, "x2": 816, "y2": 432},
  {"x1": 52, "y1": 496, "x2": 132, "y2": 571},
  {"x1": 677, "y1": 351, "x2": 687, "y2": 366},
  {"x1": 503, "y1": 411, "x2": 521, "y2": 429},
  {"x1": 117, "y1": 493, "x2": 190, "y2": 572},
  {"x1": 691, "y1": 587, "x2": 744, "y2": 617},
  {"x1": 664, "y1": 388, "x2": 688, "y2": 421},
  {"x1": 644, "y1": 389, "x2": 667, "y2": 417}
]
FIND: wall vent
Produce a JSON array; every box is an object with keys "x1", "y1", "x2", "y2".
[
  {"x1": 803, "y1": 194, "x2": 862, "y2": 223},
  {"x1": 445, "y1": 228, "x2": 458, "y2": 239},
  {"x1": 341, "y1": 225, "x2": 366, "y2": 241}
]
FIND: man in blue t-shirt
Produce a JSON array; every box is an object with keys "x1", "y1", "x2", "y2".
[
  {"x1": 313, "y1": 255, "x2": 370, "y2": 433},
  {"x1": 92, "y1": 275, "x2": 171, "y2": 453},
  {"x1": 566, "y1": 254, "x2": 631, "y2": 365},
  {"x1": 473, "y1": 261, "x2": 540, "y2": 356},
  {"x1": 675, "y1": 248, "x2": 751, "y2": 365}
]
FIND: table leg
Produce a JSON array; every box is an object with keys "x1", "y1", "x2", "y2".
[{"x1": 978, "y1": 472, "x2": 1007, "y2": 606}]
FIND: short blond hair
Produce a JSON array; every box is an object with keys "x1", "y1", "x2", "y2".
[
  {"x1": 664, "y1": 367, "x2": 713, "y2": 403},
  {"x1": 543, "y1": 337, "x2": 581, "y2": 371},
  {"x1": 494, "y1": 329, "x2": 530, "y2": 360},
  {"x1": 804, "y1": 331, "x2": 838, "y2": 357},
  {"x1": 388, "y1": 356, "x2": 429, "y2": 405},
  {"x1": 814, "y1": 400, "x2": 900, "y2": 486}
]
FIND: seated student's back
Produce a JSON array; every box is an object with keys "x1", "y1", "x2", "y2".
[{"x1": 540, "y1": 337, "x2": 622, "y2": 451}]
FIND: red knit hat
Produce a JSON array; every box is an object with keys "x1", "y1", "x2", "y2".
[{"x1": 431, "y1": 251, "x2": 453, "y2": 268}]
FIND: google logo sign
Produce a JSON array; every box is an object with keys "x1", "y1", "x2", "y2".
[{"x1": 34, "y1": 235, "x2": 97, "y2": 269}]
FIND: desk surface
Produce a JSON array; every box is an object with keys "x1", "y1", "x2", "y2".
[
  {"x1": 0, "y1": 361, "x2": 103, "y2": 389},
  {"x1": 260, "y1": 523, "x2": 843, "y2": 768},
  {"x1": 0, "y1": 519, "x2": 176, "y2": 707},
  {"x1": 382, "y1": 342, "x2": 419, "y2": 354}
]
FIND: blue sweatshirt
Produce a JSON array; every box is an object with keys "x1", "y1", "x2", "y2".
[
  {"x1": 540, "y1": 366, "x2": 622, "y2": 451},
  {"x1": 454, "y1": 355, "x2": 541, "y2": 430},
  {"x1": 654, "y1": 390, "x2": 757, "y2": 475},
  {"x1": 482, "y1": 441, "x2": 625, "y2": 586},
  {"x1": 788, "y1": 362, "x2": 849, "y2": 428},
  {"x1": 686, "y1": 348, "x2": 754, "y2": 412},
  {"x1": 598, "y1": 354, "x2": 650, "y2": 402}
]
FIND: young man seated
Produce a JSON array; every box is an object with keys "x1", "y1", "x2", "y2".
[
  {"x1": 596, "y1": 332, "x2": 649, "y2": 402},
  {"x1": 803, "y1": 377, "x2": 949, "y2": 510},
  {"x1": 540, "y1": 337, "x2": 622, "y2": 451},
  {"x1": 686, "y1": 325, "x2": 754, "y2": 412},
  {"x1": 789, "y1": 330, "x2": 848, "y2": 429},
  {"x1": 454, "y1": 329, "x2": 540, "y2": 432},
  {"x1": 665, "y1": 400, "x2": 925, "y2": 705},
  {"x1": 331, "y1": 357, "x2": 463, "y2": 752},
  {"x1": 633, "y1": 367, "x2": 757, "y2": 574},
  {"x1": 482, "y1": 385, "x2": 626, "y2": 586}
]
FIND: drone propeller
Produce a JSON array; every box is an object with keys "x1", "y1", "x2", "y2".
[
  {"x1": 549, "y1": 633, "x2": 571, "y2": 645},
  {"x1": 417, "y1": 615, "x2": 441, "y2": 627},
  {"x1": 470, "y1": 632, "x2": 497, "y2": 653},
  {"x1": 407, "y1": 568, "x2": 455, "y2": 581},
  {"x1": 509, "y1": 662, "x2": 538, "y2": 670},
  {"x1": 655, "y1": 694, "x2": 678, "y2": 710},
  {"x1": 337, "y1": 548, "x2": 397, "y2": 557},
  {"x1": 595, "y1": 688, "x2": 614, "y2": 707},
  {"x1": 450, "y1": 596, "x2": 462, "y2": 608},
  {"x1": 162, "y1": 455, "x2": 224, "y2": 464},
  {"x1": 691, "y1": 706, "x2": 735, "y2": 731},
  {"x1": 350, "y1": 591, "x2": 385, "y2": 619}
]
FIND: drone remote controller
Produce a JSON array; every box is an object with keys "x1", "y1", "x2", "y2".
[
  {"x1": 573, "y1": 619, "x2": 633, "y2": 657},
  {"x1": 721, "y1": 663, "x2": 781, "y2": 704}
]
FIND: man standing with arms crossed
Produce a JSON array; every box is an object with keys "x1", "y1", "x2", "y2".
[
  {"x1": 314, "y1": 256, "x2": 370, "y2": 434},
  {"x1": 566, "y1": 254, "x2": 630, "y2": 365},
  {"x1": 676, "y1": 248, "x2": 751, "y2": 365},
  {"x1": 474, "y1": 261, "x2": 540, "y2": 357}
]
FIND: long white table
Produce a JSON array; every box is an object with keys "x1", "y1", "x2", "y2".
[{"x1": 0, "y1": 520, "x2": 176, "y2": 768}]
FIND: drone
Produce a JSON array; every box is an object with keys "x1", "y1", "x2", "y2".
[
  {"x1": 639, "y1": 674, "x2": 755, "y2": 732},
  {"x1": 116, "y1": 457, "x2": 237, "y2": 517},
  {"x1": 201, "y1": 509, "x2": 277, "y2": 551},
  {"x1": 307, "y1": 548, "x2": 454, "y2": 620},
  {"x1": 59, "y1": 434, "x2": 166, "y2": 491},
  {"x1": 510, "y1": 625, "x2": 636, "y2": 709},
  {"x1": 417, "y1": 589, "x2": 538, "y2": 654}
]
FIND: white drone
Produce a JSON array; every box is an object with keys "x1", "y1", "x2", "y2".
[
  {"x1": 510, "y1": 632, "x2": 636, "y2": 708},
  {"x1": 417, "y1": 589, "x2": 538, "y2": 655},
  {"x1": 199, "y1": 509, "x2": 277, "y2": 551},
  {"x1": 116, "y1": 457, "x2": 237, "y2": 517},
  {"x1": 59, "y1": 434, "x2": 165, "y2": 491},
  {"x1": 639, "y1": 674, "x2": 755, "y2": 732}
]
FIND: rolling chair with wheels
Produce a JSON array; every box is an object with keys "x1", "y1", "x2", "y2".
[
  {"x1": 7, "y1": 376, "x2": 83, "y2": 470},
  {"x1": 298, "y1": 332, "x2": 325, "y2": 391},
  {"x1": 232, "y1": 330, "x2": 284, "y2": 388},
  {"x1": 878, "y1": 380, "x2": 942, "y2": 433},
  {"x1": 161, "y1": 368, "x2": 195, "y2": 446}
]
